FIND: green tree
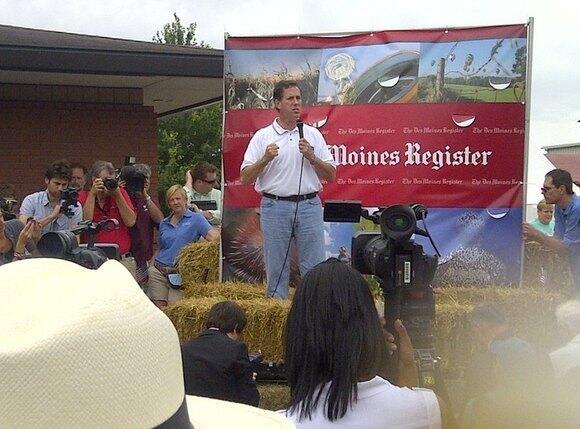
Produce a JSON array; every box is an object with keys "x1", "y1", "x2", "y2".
[
  {"x1": 157, "y1": 104, "x2": 222, "y2": 193},
  {"x1": 154, "y1": 13, "x2": 222, "y2": 206},
  {"x1": 153, "y1": 12, "x2": 210, "y2": 47},
  {"x1": 512, "y1": 46, "x2": 527, "y2": 79}
]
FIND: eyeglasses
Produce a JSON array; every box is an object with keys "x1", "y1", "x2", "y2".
[
  {"x1": 201, "y1": 178, "x2": 217, "y2": 184},
  {"x1": 540, "y1": 186, "x2": 557, "y2": 193}
]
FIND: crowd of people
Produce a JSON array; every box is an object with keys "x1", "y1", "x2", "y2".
[
  {"x1": 2, "y1": 251, "x2": 578, "y2": 427},
  {"x1": 524, "y1": 168, "x2": 580, "y2": 293},
  {"x1": 0, "y1": 158, "x2": 221, "y2": 308},
  {"x1": 1, "y1": 79, "x2": 578, "y2": 427}
]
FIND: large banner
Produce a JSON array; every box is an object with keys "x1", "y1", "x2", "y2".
[{"x1": 222, "y1": 24, "x2": 529, "y2": 287}]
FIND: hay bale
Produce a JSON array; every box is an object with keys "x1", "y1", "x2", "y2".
[
  {"x1": 523, "y1": 241, "x2": 573, "y2": 290},
  {"x1": 177, "y1": 240, "x2": 219, "y2": 284},
  {"x1": 165, "y1": 296, "x2": 291, "y2": 361},
  {"x1": 436, "y1": 285, "x2": 565, "y2": 306},
  {"x1": 165, "y1": 297, "x2": 218, "y2": 344},
  {"x1": 183, "y1": 281, "x2": 266, "y2": 300},
  {"x1": 258, "y1": 383, "x2": 290, "y2": 411},
  {"x1": 166, "y1": 281, "x2": 567, "y2": 377},
  {"x1": 433, "y1": 301, "x2": 475, "y2": 374},
  {"x1": 433, "y1": 286, "x2": 566, "y2": 375}
]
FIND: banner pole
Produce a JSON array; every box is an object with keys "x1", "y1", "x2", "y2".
[
  {"x1": 219, "y1": 32, "x2": 229, "y2": 283},
  {"x1": 521, "y1": 17, "x2": 534, "y2": 287}
]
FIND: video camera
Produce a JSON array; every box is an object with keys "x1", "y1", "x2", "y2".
[
  {"x1": 324, "y1": 201, "x2": 440, "y2": 388},
  {"x1": 36, "y1": 219, "x2": 120, "y2": 269},
  {"x1": 60, "y1": 188, "x2": 79, "y2": 218}
]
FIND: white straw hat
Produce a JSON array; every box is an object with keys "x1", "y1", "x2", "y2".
[{"x1": 0, "y1": 258, "x2": 293, "y2": 428}]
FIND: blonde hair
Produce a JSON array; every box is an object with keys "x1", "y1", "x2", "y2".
[
  {"x1": 537, "y1": 199, "x2": 553, "y2": 212},
  {"x1": 165, "y1": 184, "x2": 187, "y2": 202}
]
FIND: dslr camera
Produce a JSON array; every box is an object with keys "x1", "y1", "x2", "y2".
[
  {"x1": 103, "y1": 177, "x2": 119, "y2": 191},
  {"x1": 119, "y1": 165, "x2": 147, "y2": 194},
  {"x1": 60, "y1": 187, "x2": 79, "y2": 218}
]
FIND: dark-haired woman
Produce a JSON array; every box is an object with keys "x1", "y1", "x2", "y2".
[{"x1": 282, "y1": 258, "x2": 441, "y2": 428}]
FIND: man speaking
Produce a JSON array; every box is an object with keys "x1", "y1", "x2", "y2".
[{"x1": 240, "y1": 80, "x2": 336, "y2": 299}]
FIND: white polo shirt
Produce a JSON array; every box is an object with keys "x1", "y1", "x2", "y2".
[{"x1": 241, "y1": 119, "x2": 336, "y2": 197}]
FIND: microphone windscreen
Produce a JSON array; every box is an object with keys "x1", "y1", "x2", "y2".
[{"x1": 296, "y1": 121, "x2": 304, "y2": 139}]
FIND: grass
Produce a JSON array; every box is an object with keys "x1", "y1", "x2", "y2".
[{"x1": 445, "y1": 83, "x2": 525, "y2": 102}]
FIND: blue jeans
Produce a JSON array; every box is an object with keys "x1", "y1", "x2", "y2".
[{"x1": 260, "y1": 195, "x2": 325, "y2": 298}]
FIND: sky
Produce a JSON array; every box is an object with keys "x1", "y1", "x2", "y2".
[{"x1": 1, "y1": 0, "x2": 578, "y2": 205}]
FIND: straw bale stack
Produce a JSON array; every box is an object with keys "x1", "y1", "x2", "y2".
[
  {"x1": 167, "y1": 279, "x2": 567, "y2": 375},
  {"x1": 433, "y1": 286, "x2": 566, "y2": 374},
  {"x1": 257, "y1": 383, "x2": 290, "y2": 411},
  {"x1": 437, "y1": 285, "x2": 565, "y2": 306},
  {"x1": 523, "y1": 241, "x2": 574, "y2": 291},
  {"x1": 183, "y1": 281, "x2": 266, "y2": 300},
  {"x1": 165, "y1": 296, "x2": 291, "y2": 361},
  {"x1": 177, "y1": 240, "x2": 219, "y2": 285}
]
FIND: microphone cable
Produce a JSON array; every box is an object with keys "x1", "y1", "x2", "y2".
[{"x1": 269, "y1": 121, "x2": 305, "y2": 299}]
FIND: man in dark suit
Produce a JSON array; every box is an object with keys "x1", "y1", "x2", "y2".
[{"x1": 181, "y1": 300, "x2": 260, "y2": 406}]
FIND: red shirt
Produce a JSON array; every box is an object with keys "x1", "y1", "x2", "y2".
[{"x1": 78, "y1": 189, "x2": 134, "y2": 255}]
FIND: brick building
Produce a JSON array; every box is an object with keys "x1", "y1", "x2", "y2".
[{"x1": 0, "y1": 24, "x2": 223, "y2": 203}]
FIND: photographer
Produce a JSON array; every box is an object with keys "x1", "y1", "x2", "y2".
[
  {"x1": 181, "y1": 301, "x2": 259, "y2": 406},
  {"x1": 184, "y1": 161, "x2": 222, "y2": 225},
  {"x1": 1, "y1": 211, "x2": 41, "y2": 265},
  {"x1": 19, "y1": 160, "x2": 82, "y2": 233},
  {"x1": 119, "y1": 164, "x2": 163, "y2": 287},
  {"x1": 282, "y1": 258, "x2": 442, "y2": 428},
  {"x1": 79, "y1": 161, "x2": 136, "y2": 274}
]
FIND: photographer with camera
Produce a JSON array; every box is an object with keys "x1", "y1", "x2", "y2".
[
  {"x1": 2, "y1": 189, "x2": 41, "y2": 264},
  {"x1": 181, "y1": 300, "x2": 259, "y2": 406},
  {"x1": 0, "y1": 214, "x2": 42, "y2": 265},
  {"x1": 282, "y1": 258, "x2": 443, "y2": 428},
  {"x1": 119, "y1": 164, "x2": 163, "y2": 287},
  {"x1": 79, "y1": 161, "x2": 136, "y2": 274},
  {"x1": 19, "y1": 160, "x2": 82, "y2": 234},
  {"x1": 184, "y1": 161, "x2": 222, "y2": 226}
]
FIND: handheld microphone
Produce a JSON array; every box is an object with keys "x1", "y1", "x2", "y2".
[{"x1": 296, "y1": 121, "x2": 304, "y2": 139}]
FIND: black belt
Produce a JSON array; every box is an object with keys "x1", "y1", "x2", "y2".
[
  {"x1": 262, "y1": 192, "x2": 318, "y2": 202},
  {"x1": 154, "y1": 260, "x2": 178, "y2": 275}
]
